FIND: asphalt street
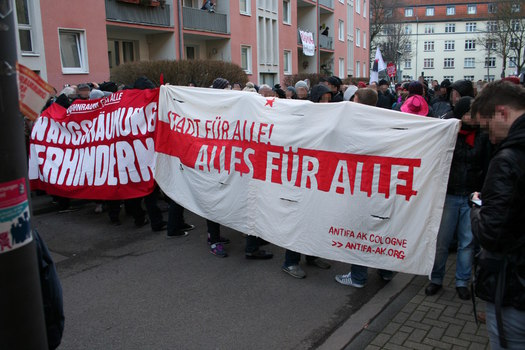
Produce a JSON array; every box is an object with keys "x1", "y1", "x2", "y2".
[{"x1": 33, "y1": 197, "x2": 397, "y2": 350}]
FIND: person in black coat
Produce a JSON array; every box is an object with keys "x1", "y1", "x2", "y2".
[{"x1": 470, "y1": 80, "x2": 525, "y2": 349}]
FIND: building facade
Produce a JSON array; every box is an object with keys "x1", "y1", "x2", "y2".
[
  {"x1": 14, "y1": 0, "x2": 369, "y2": 90},
  {"x1": 374, "y1": 0, "x2": 524, "y2": 83}
]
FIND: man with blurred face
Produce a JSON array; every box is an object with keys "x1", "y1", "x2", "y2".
[{"x1": 470, "y1": 80, "x2": 525, "y2": 349}]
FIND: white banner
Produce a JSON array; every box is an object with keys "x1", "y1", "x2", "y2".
[
  {"x1": 155, "y1": 86, "x2": 460, "y2": 276},
  {"x1": 299, "y1": 30, "x2": 315, "y2": 56}
]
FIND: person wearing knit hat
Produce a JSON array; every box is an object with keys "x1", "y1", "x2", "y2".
[
  {"x1": 212, "y1": 77, "x2": 230, "y2": 89},
  {"x1": 294, "y1": 80, "x2": 309, "y2": 100},
  {"x1": 309, "y1": 84, "x2": 332, "y2": 103},
  {"x1": 376, "y1": 79, "x2": 395, "y2": 109},
  {"x1": 431, "y1": 79, "x2": 453, "y2": 118},
  {"x1": 357, "y1": 81, "x2": 367, "y2": 88},
  {"x1": 450, "y1": 79, "x2": 474, "y2": 102}
]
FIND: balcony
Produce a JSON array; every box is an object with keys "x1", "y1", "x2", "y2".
[
  {"x1": 105, "y1": 0, "x2": 171, "y2": 27},
  {"x1": 319, "y1": 35, "x2": 333, "y2": 50},
  {"x1": 182, "y1": 7, "x2": 228, "y2": 34},
  {"x1": 297, "y1": 31, "x2": 316, "y2": 45},
  {"x1": 319, "y1": 0, "x2": 334, "y2": 9}
]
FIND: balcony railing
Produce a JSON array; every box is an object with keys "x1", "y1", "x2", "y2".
[
  {"x1": 182, "y1": 7, "x2": 228, "y2": 34},
  {"x1": 105, "y1": 0, "x2": 171, "y2": 27},
  {"x1": 319, "y1": 35, "x2": 333, "y2": 50},
  {"x1": 319, "y1": 0, "x2": 334, "y2": 9}
]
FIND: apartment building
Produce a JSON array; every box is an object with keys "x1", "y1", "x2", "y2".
[
  {"x1": 14, "y1": 0, "x2": 369, "y2": 90},
  {"x1": 374, "y1": 1, "x2": 523, "y2": 83}
]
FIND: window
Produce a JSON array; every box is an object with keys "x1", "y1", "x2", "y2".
[
  {"x1": 445, "y1": 23, "x2": 456, "y2": 33},
  {"x1": 356, "y1": 0, "x2": 360, "y2": 14},
  {"x1": 511, "y1": 20, "x2": 520, "y2": 31},
  {"x1": 356, "y1": 61, "x2": 360, "y2": 77},
  {"x1": 338, "y1": 20, "x2": 344, "y2": 41},
  {"x1": 487, "y1": 40, "x2": 497, "y2": 50},
  {"x1": 355, "y1": 28, "x2": 360, "y2": 46},
  {"x1": 512, "y1": 3, "x2": 520, "y2": 13},
  {"x1": 403, "y1": 75, "x2": 413, "y2": 81},
  {"x1": 443, "y1": 76, "x2": 454, "y2": 82},
  {"x1": 509, "y1": 57, "x2": 517, "y2": 68},
  {"x1": 464, "y1": 57, "x2": 476, "y2": 68},
  {"x1": 444, "y1": 40, "x2": 455, "y2": 51},
  {"x1": 465, "y1": 39, "x2": 476, "y2": 50},
  {"x1": 363, "y1": 0, "x2": 367, "y2": 18},
  {"x1": 487, "y1": 21, "x2": 498, "y2": 32},
  {"x1": 282, "y1": 0, "x2": 290, "y2": 24},
  {"x1": 405, "y1": 25, "x2": 412, "y2": 35},
  {"x1": 339, "y1": 58, "x2": 345, "y2": 79},
  {"x1": 424, "y1": 76, "x2": 434, "y2": 83},
  {"x1": 424, "y1": 58, "x2": 434, "y2": 69},
  {"x1": 426, "y1": 7, "x2": 434, "y2": 16},
  {"x1": 404, "y1": 59, "x2": 412, "y2": 69},
  {"x1": 511, "y1": 38, "x2": 519, "y2": 49},
  {"x1": 484, "y1": 75, "x2": 495, "y2": 82},
  {"x1": 241, "y1": 45, "x2": 252, "y2": 73},
  {"x1": 363, "y1": 62, "x2": 366, "y2": 77},
  {"x1": 464, "y1": 75, "x2": 475, "y2": 81},
  {"x1": 363, "y1": 32, "x2": 367, "y2": 49},
  {"x1": 16, "y1": 0, "x2": 33, "y2": 53},
  {"x1": 424, "y1": 41, "x2": 434, "y2": 51},
  {"x1": 447, "y1": 6, "x2": 455, "y2": 15},
  {"x1": 488, "y1": 3, "x2": 497, "y2": 14},
  {"x1": 405, "y1": 41, "x2": 412, "y2": 52},
  {"x1": 467, "y1": 5, "x2": 477, "y2": 14},
  {"x1": 485, "y1": 57, "x2": 496, "y2": 68},
  {"x1": 405, "y1": 8, "x2": 413, "y2": 17},
  {"x1": 444, "y1": 58, "x2": 455, "y2": 68},
  {"x1": 59, "y1": 29, "x2": 88, "y2": 74},
  {"x1": 283, "y1": 50, "x2": 292, "y2": 74},
  {"x1": 424, "y1": 24, "x2": 434, "y2": 34},
  {"x1": 466, "y1": 23, "x2": 477, "y2": 32},
  {"x1": 240, "y1": 0, "x2": 250, "y2": 15}
]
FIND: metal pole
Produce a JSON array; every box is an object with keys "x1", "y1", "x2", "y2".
[{"x1": 0, "y1": 1, "x2": 48, "y2": 348}]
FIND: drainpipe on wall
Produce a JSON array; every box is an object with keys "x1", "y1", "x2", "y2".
[{"x1": 178, "y1": 0, "x2": 184, "y2": 59}]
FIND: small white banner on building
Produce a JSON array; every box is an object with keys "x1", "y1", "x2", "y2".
[
  {"x1": 155, "y1": 86, "x2": 460, "y2": 276},
  {"x1": 299, "y1": 30, "x2": 315, "y2": 57}
]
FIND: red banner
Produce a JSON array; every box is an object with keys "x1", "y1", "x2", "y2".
[{"x1": 28, "y1": 89, "x2": 159, "y2": 200}]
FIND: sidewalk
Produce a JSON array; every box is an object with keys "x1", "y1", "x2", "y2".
[{"x1": 343, "y1": 254, "x2": 489, "y2": 350}]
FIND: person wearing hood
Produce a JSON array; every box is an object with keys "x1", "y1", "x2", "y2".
[
  {"x1": 469, "y1": 80, "x2": 525, "y2": 350},
  {"x1": 285, "y1": 86, "x2": 297, "y2": 99},
  {"x1": 425, "y1": 96, "x2": 491, "y2": 301},
  {"x1": 309, "y1": 83, "x2": 332, "y2": 103}
]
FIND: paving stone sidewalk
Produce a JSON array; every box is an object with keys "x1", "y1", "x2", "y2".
[{"x1": 345, "y1": 254, "x2": 490, "y2": 350}]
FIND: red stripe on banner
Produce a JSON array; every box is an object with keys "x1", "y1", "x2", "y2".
[{"x1": 156, "y1": 120, "x2": 421, "y2": 201}]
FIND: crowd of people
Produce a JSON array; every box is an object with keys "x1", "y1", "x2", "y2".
[{"x1": 34, "y1": 74, "x2": 525, "y2": 349}]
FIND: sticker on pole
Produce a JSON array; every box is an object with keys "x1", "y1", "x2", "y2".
[{"x1": 0, "y1": 178, "x2": 32, "y2": 254}]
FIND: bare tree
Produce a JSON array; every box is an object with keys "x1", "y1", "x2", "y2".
[
  {"x1": 369, "y1": 0, "x2": 395, "y2": 49},
  {"x1": 479, "y1": 0, "x2": 525, "y2": 77}
]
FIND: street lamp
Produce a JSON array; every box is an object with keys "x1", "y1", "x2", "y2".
[{"x1": 396, "y1": 50, "x2": 402, "y2": 83}]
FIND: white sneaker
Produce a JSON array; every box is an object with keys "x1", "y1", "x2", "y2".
[{"x1": 335, "y1": 272, "x2": 365, "y2": 288}]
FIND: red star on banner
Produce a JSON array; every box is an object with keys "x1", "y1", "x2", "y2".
[{"x1": 265, "y1": 98, "x2": 275, "y2": 107}]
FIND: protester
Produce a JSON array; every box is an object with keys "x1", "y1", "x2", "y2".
[
  {"x1": 376, "y1": 79, "x2": 394, "y2": 109},
  {"x1": 294, "y1": 80, "x2": 309, "y2": 100},
  {"x1": 343, "y1": 85, "x2": 358, "y2": 102},
  {"x1": 400, "y1": 82, "x2": 430, "y2": 117},
  {"x1": 273, "y1": 84, "x2": 286, "y2": 98},
  {"x1": 425, "y1": 96, "x2": 491, "y2": 300},
  {"x1": 470, "y1": 80, "x2": 525, "y2": 349},
  {"x1": 336, "y1": 86, "x2": 392, "y2": 288},
  {"x1": 353, "y1": 88, "x2": 378, "y2": 106},
  {"x1": 431, "y1": 79, "x2": 453, "y2": 119},
  {"x1": 327, "y1": 76, "x2": 344, "y2": 102},
  {"x1": 76, "y1": 83, "x2": 91, "y2": 100},
  {"x1": 443, "y1": 80, "x2": 475, "y2": 119},
  {"x1": 258, "y1": 84, "x2": 275, "y2": 97},
  {"x1": 232, "y1": 82, "x2": 243, "y2": 91},
  {"x1": 242, "y1": 82, "x2": 257, "y2": 92},
  {"x1": 285, "y1": 86, "x2": 297, "y2": 99},
  {"x1": 282, "y1": 84, "x2": 332, "y2": 278}
]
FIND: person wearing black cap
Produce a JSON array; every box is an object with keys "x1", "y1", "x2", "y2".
[
  {"x1": 425, "y1": 95, "x2": 491, "y2": 300},
  {"x1": 376, "y1": 79, "x2": 395, "y2": 109},
  {"x1": 326, "y1": 76, "x2": 344, "y2": 102}
]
